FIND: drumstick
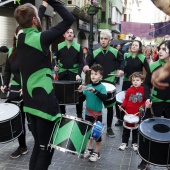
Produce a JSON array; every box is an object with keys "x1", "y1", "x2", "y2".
[
  {"x1": 108, "y1": 74, "x2": 120, "y2": 77},
  {"x1": 118, "y1": 105, "x2": 128, "y2": 115}
]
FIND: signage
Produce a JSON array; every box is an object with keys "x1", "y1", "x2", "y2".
[{"x1": 78, "y1": 19, "x2": 97, "y2": 32}]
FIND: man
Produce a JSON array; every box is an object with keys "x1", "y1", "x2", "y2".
[
  {"x1": 14, "y1": 1, "x2": 75, "y2": 169},
  {"x1": 87, "y1": 30, "x2": 124, "y2": 137},
  {"x1": 54, "y1": 28, "x2": 85, "y2": 118}
]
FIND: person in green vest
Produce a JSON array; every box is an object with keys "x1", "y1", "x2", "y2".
[
  {"x1": 1, "y1": 26, "x2": 28, "y2": 159},
  {"x1": 87, "y1": 29, "x2": 124, "y2": 137},
  {"x1": 138, "y1": 40, "x2": 170, "y2": 170},
  {"x1": 14, "y1": 0, "x2": 75, "y2": 169},
  {"x1": 54, "y1": 28, "x2": 86, "y2": 118}
]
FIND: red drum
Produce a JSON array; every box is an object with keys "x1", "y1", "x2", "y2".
[
  {"x1": 0, "y1": 103, "x2": 23, "y2": 143},
  {"x1": 138, "y1": 118, "x2": 170, "y2": 166},
  {"x1": 53, "y1": 80, "x2": 80, "y2": 105},
  {"x1": 123, "y1": 114, "x2": 139, "y2": 130},
  {"x1": 115, "y1": 91, "x2": 126, "y2": 121}
]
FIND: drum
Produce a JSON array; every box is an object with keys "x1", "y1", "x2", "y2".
[
  {"x1": 101, "y1": 82, "x2": 116, "y2": 101},
  {"x1": 91, "y1": 121, "x2": 104, "y2": 140},
  {"x1": 50, "y1": 114, "x2": 93, "y2": 155},
  {"x1": 123, "y1": 114, "x2": 139, "y2": 130},
  {"x1": 53, "y1": 80, "x2": 80, "y2": 105},
  {"x1": 138, "y1": 118, "x2": 170, "y2": 166},
  {"x1": 0, "y1": 103, "x2": 23, "y2": 143},
  {"x1": 116, "y1": 91, "x2": 126, "y2": 121}
]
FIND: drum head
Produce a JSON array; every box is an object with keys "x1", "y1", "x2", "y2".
[
  {"x1": 116, "y1": 91, "x2": 126, "y2": 103},
  {"x1": 0, "y1": 103, "x2": 19, "y2": 122},
  {"x1": 124, "y1": 114, "x2": 139, "y2": 123},
  {"x1": 101, "y1": 83, "x2": 116, "y2": 92},
  {"x1": 139, "y1": 118, "x2": 170, "y2": 142}
]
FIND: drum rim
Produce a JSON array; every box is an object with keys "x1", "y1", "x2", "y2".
[
  {"x1": 0, "y1": 103, "x2": 20, "y2": 122},
  {"x1": 124, "y1": 114, "x2": 139, "y2": 123},
  {"x1": 139, "y1": 118, "x2": 170, "y2": 142},
  {"x1": 116, "y1": 91, "x2": 126, "y2": 103},
  {"x1": 137, "y1": 145, "x2": 170, "y2": 167},
  {"x1": 61, "y1": 114, "x2": 93, "y2": 126},
  {"x1": 101, "y1": 82, "x2": 116, "y2": 91},
  {"x1": 53, "y1": 80, "x2": 80, "y2": 84}
]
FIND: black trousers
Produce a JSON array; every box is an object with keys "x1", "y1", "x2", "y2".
[
  {"x1": 122, "y1": 127, "x2": 138, "y2": 145},
  {"x1": 107, "y1": 106, "x2": 114, "y2": 128},
  {"x1": 28, "y1": 114, "x2": 55, "y2": 170}
]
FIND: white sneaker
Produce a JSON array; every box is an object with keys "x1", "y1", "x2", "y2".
[
  {"x1": 119, "y1": 143, "x2": 128, "y2": 151},
  {"x1": 89, "y1": 152, "x2": 100, "y2": 162},
  {"x1": 132, "y1": 143, "x2": 138, "y2": 152},
  {"x1": 84, "y1": 149, "x2": 92, "y2": 158}
]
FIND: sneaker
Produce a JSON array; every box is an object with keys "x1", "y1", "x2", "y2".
[
  {"x1": 84, "y1": 149, "x2": 93, "y2": 158},
  {"x1": 89, "y1": 152, "x2": 100, "y2": 162},
  {"x1": 107, "y1": 128, "x2": 115, "y2": 138},
  {"x1": 10, "y1": 146, "x2": 28, "y2": 159},
  {"x1": 132, "y1": 143, "x2": 138, "y2": 152},
  {"x1": 119, "y1": 143, "x2": 128, "y2": 151},
  {"x1": 115, "y1": 120, "x2": 123, "y2": 126},
  {"x1": 138, "y1": 160, "x2": 149, "y2": 170}
]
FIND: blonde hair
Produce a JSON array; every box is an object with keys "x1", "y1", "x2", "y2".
[
  {"x1": 100, "y1": 30, "x2": 112, "y2": 40},
  {"x1": 129, "y1": 72, "x2": 145, "y2": 82}
]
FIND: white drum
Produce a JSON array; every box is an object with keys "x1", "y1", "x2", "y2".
[
  {"x1": 123, "y1": 114, "x2": 139, "y2": 130},
  {"x1": 102, "y1": 82, "x2": 116, "y2": 101},
  {"x1": 0, "y1": 103, "x2": 23, "y2": 143}
]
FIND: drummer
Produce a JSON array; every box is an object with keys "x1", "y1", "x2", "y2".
[
  {"x1": 140, "y1": 41, "x2": 170, "y2": 170},
  {"x1": 54, "y1": 28, "x2": 88, "y2": 119},
  {"x1": 78, "y1": 64, "x2": 107, "y2": 162},
  {"x1": 0, "y1": 27, "x2": 28, "y2": 158},
  {"x1": 118, "y1": 72, "x2": 146, "y2": 152},
  {"x1": 86, "y1": 29, "x2": 124, "y2": 137}
]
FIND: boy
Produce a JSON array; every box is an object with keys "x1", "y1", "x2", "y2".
[
  {"x1": 78, "y1": 64, "x2": 107, "y2": 162},
  {"x1": 119, "y1": 72, "x2": 145, "y2": 151}
]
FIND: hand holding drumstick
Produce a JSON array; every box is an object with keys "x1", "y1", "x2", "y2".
[{"x1": 118, "y1": 105, "x2": 140, "y2": 117}]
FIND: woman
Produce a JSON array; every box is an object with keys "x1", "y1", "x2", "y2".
[
  {"x1": 122, "y1": 40, "x2": 149, "y2": 90},
  {"x1": 0, "y1": 26, "x2": 28, "y2": 159},
  {"x1": 139, "y1": 41, "x2": 170, "y2": 170},
  {"x1": 144, "y1": 46, "x2": 153, "y2": 64}
]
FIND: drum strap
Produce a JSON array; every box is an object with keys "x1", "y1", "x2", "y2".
[{"x1": 86, "y1": 108, "x2": 101, "y2": 119}]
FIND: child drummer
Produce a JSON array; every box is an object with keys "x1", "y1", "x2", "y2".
[
  {"x1": 118, "y1": 72, "x2": 146, "y2": 151},
  {"x1": 78, "y1": 64, "x2": 107, "y2": 162}
]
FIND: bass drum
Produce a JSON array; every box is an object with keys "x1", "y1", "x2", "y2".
[{"x1": 138, "y1": 118, "x2": 170, "y2": 166}]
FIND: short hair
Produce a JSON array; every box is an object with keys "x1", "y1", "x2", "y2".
[
  {"x1": 129, "y1": 72, "x2": 145, "y2": 82},
  {"x1": 14, "y1": 3, "x2": 36, "y2": 28},
  {"x1": 100, "y1": 30, "x2": 112, "y2": 40},
  {"x1": 90, "y1": 64, "x2": 103, "y2": 76}
]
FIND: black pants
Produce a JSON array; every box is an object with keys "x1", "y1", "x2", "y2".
[
  {"x1": 122, "y1": 127, "x2": 138, "y2": 145},
  {"x1": 122, "y1": 81, "x2": 132, "y2": 91},
  {"x1": 107, "y1": 106, "x2": 114, "y2": 128},
  {"x1": 28, "y1": 114, "x2": 55, "y2": 170}
]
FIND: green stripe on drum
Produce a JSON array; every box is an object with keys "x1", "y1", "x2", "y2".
[{"x1": 52, "y1": 120, "x2": 92, "y2": 153}]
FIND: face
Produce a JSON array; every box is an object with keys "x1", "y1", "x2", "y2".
[
  {"x1": 33, "y1": 7, "x2": 42, "y2": 31},
  {"x1": 64, "y1": 29, "x2": 74, "y2": 41},
  {"x1": 158, "y1": 44, "x2": 170, "y2": 62},
  {"x1": 100, "y1": 34, "x2": 110, "y2": 49},
  {"x1": 83, "y1": 48, "x2": 88, "y2": 54},
  {"x1": 131, "y1": 41, "x2": 140, "y2": 53},
  {"x1": 132, "y1": 77, "x2": 143, "y2": 88},
  {"x1": 116, "y1": 44, "x2": 121, "y2": 50},
  {"x1": 90, "y1": 70, "x2": 102, "y2": 83},
  {"x1": 145, "y1": 49, "x2": 152, "y2": 56}
]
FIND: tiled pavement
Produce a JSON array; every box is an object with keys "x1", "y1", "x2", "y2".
[{"x1": 0, "y1": 78, "x2": 169, "y2": 170}]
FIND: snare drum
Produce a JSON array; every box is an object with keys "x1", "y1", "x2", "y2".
[
  {"x1": 116, "y1": 91, "x2": 126, "y2": 121},
  {"x1": 101, "y1": 82, "x2": 116, "y2": 101},
  {"x1": 138, "y1": 118, "x2": 170, "y2": 166},
  {"x1": 53, "y1": 80, "x2": 80, "y2": 105},
  {"x1": 91, "y1": 121, "x2": 104, "y2": 141},
  {"x1": 50, "y1": 114, "x2": 92, "y2": 155},
  {"x1": 123, "y1": 114, "x2": 139, "y2": 130},
  {"x1": 0, "y1": 103, "x2": 23, "y2": 143}
]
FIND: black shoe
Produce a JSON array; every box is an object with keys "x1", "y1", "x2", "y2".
[
  {"x1": 107, "y1": 128, "x2": 115, "y2": 138},
  {"x1": 10, "y1": 146, "x2": 28, "y2": 159},
  {"x1": 138, "y1": 160, "x2": 149, "y2": 170},
  {"x1": 115, "y1": 120, "x2": 123, "y2": 126}
]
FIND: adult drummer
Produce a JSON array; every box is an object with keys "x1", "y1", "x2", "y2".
[
  {"x1": 139, "y1": 41, "x2": 170, "y2": 170},
  {"x1": 54, "y1": 28, "x2": 87, "y2": 118},
  {"x1": 86, "y1": 29, "x2": 124, "y2": 137},
  {"x1": 14, "y1": 1, "x2": 75, "y2": 169}
]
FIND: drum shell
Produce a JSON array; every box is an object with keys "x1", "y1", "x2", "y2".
[
  {"x1": 51, "y1": 115, "x2": 92, "y2": 154},
  {"x1": 53, "y1": 80, "x2": 80, "y2": 105},
  {"x1": 0, "y1": 104, "x2": 22, "y2": 143},
  {"x1": 91, "y1": 121, "x2": 104, "y2": 141},
  {"x1": 138, "y1": 118, "x2": 170, "y2": 166},
  {"x1": 123, "y1": 114, "x2": 139, "y2": 130}
]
